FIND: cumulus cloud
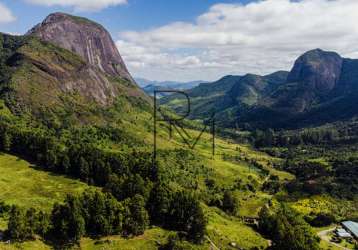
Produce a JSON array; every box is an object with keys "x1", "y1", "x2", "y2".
[
  {"x1": 0, "y1": 2, "x2": 16, "y2": 24},
  {"x1": 116, "y1": 0, "x2": 358, "y2": 81},
  {"x1": 25, "y1": 0, "x2": 127, "y2": 12}
]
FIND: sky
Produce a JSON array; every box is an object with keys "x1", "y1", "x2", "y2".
[{"x1": 0, "y1": 0, "x2": 358, "y2": 82}]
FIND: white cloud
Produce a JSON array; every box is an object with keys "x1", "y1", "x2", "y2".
[
  {"x1": 116, "y1": 0, "x2": 358, "y2": 82},
  {"x1": 25, "y1": 0, "x2": 127, "y2": 12},
  {"x1": 0, "y1": 2, "x2": 16, "y2": 24}
]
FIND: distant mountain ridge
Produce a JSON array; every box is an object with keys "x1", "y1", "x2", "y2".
[
  {"x1": 136, "y1": 78, "x2": 206, "y2": 98},
  {"x1": 161, "y1": 49, "x2": 358, "y2": 129},
  {"x1": 135, "y1": 77, "x2": 204, "y2": 88}
]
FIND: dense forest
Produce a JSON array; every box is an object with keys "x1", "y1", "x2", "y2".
[
  {"x1": 0, "y1": 113, "x2": 343, "y2": 249},
  {"x1": 0, "y1": 114, "x2": 210, "y2": 247}
]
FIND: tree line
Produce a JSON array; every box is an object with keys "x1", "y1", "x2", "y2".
[
  {"x1": 4, "y1": 185, "x2": 206, "y2": 246},
  {"x1": 252, "y1": 127, "x2": 341, "y2": 148},
  {"x1": 0, "y1": 119, "x2": 207, "y2": 245},
  {"x1": 5, "y1": 189, "x2": 148, "y2": 245}
]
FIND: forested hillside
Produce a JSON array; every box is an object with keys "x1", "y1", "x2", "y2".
[{"x1": 0, "y1": 12, "x2": 357, "y2": 250}]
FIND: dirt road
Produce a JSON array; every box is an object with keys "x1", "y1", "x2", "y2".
[{"x1": 317, "y1": 227, "x2": 351, "y2": 250}]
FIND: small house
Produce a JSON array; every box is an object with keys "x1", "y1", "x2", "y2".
[{"x1": 336, "y1": 228, "x2": 352, "y2": 238}]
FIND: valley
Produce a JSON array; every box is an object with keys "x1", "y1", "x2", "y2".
[{"x1": 0, "y1": 9, "x2": 357, "y2": 250}]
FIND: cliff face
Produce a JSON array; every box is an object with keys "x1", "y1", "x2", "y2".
[
  {"x1": 287, "y1": 49, "x2": 343, "y2": 93},
  {"x1": 27, "y1": 12, "x2": 134, "y2": 83},
  {"x1": 0, "y1": 13, "x2": 151, "y2": 125},
  {"x1": 259, "y1": 49, "x2": 344, "y2": 113}
]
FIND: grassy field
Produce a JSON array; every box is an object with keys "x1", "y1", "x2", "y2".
[
  {"x1": 0, "y1": 153, "x2": 90, "y2": 212},
  {"x1": 205, "y1": 205, "x2": 269, "y2": 250},
  {"x1": 0, "y1": 118, "x2": 295, "y2": 250},
  {"x1": 290, "y1": 195, "x2": 358, "y2": 221},
  {"x1": 0, "y1": 132, "x2": 277, "y2": 250}
]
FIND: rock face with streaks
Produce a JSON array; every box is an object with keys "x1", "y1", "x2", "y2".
[
  {"x1": 27, "y1": 12, "x2": 134, "y2": 83},
  {"x1": 287, "y1": 49, "x2": 343, "y2": 93},
  {"x1": 0, "y1": 11, "x2": 151, "y2": 124}
]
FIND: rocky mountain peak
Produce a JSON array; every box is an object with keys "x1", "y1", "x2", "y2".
[
  {"x1": 27, "y1": 12, "x2": 134, "y2": 83},
  {"x1": 287, "y1": 48, "x2": 343, "y2": 93}
]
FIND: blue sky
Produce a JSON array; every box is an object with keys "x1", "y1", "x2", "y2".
[
  {"x1": 0, "y1": 0, "x2": 247, "y2": 39},
  {"x1": 0, "y1": 0, "x2": 357, "y2": 82}
]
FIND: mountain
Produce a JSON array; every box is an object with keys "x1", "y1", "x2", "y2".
[
  {"x1": 27, "y1": 12, "x2": 134, "y2": 83},
  {"x1": 141, "y1": 84, "x2": 174, "y2": 98},
  {"x1": 1, "y1": 13, "x2": 357, "y2": 250},
  {"x1": 261, "y1": 49, "x2": 343, "y2": 113},
  {"x1": 0, "y1": 13, "x2": 149, "y2": 125},
  {"x1": 0, "y1": 13, "x2": 295, "y2": 250},
  {"x1": 245, "y1": 49, "x2": 358, "y2": 128},
  {"x1": 161, "y1": 49, "x2": 358, "y2": 129},
  {"x1": 161, "y1": 71, "x2": 288, "y2": 120},
  {"x1": 137, "y1": 78, "x2": 205, "y2": 98},
  {"x1": 135, "y1": 77, "x2": 204, "y2": 89}
]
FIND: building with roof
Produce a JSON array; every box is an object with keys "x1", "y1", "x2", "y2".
[
  {"x1": 336, "y1": 228, "x2": 352, "y2": 238},
  {"x1": 342, "y1": 221, "x2": 358, "y2": 240}
]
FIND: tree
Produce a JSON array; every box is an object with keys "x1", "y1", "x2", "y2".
[
  {"x1": 222, "y1": 190, "x2": 239, "y2": 215},
  {"x1": 120, "y1": 174, "x2": 150, "y2": 200},
  {"x1": 147, "y1": 182, "x2": 173, "y2": 224},
  {"x1": 169, "y1": 191, "x2": 206, "y2": 243},
  {"x1": 79, "y1": 157, "x2": 90, "y2": 182},
  {"x1": 306, "y1": 213, "x2": 335, "y2": 227},
  {"x1": 25, "y1": 208, "x2": 37, "y2": 237},
  {"x1": 259, "y1": 204, "x2": 320, "y2": 250},
  {"x1": 7, "y1": 206, "x2": 32, "y2": 241},
  {"x1": 263, "y1": 129, "x2": 275, "y2": 146},
  {"x1": 1, "y1": 130, "x2": 11, "y2": 152},
  {"x1": 45, "y1": 150, "x2": 57, "y2": 170},
  {"x1": 258, "y1": 205, "x2": 274, "y2": 236},
  {"x1": 124, "y1": 194, "x2": 149, "y2": 236},
  {"x1": 61, "y1": 154, "x2": 71, "y2": 174},
  {"x1": 51, "y1": 196, "x2": 85, "y2": 243},
  {"x1": 36, "y1": 211, "x2": 50, "y2": 238}
]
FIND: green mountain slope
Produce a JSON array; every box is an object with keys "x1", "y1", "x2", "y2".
[
  {"x1": 0, "y1": 33, "x2": 150, "y2": 128},
  {"x1": 0, "y1": 12, "x2": 341, "y2": 250},
  {"x1": 0, "y1": 153, "x2": 90, "y2": 212},
  {"x1": 162, "y1": 49, "x2": 358, "y2": 130},
  {"x1": 0, "y1": 12, "x2": 299, "y2": 250},
  {"x1": 161, "y1": 71, "x2": 288, "y2": 126}
]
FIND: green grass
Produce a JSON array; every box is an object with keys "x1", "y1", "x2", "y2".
[
  {"x1": 0, "y1": 240, "x2": 50, "y2": 250},
  {"x1": 0, "y1": 153, "x2": 90, "y2": 211},
  {"x1": 205, "y1": 205, "x2": 269, "y2": 250},
  {"x1": 79, "y1": 205, "x2": 270, "y2": 250},
  {"x1": 290, "y1": 195, "x2": 358, "y2": 221},
  {"x1": 79, "y1": 228, "x2": 170, "y2": 250}
]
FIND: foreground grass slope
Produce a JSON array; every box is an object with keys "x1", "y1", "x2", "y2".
[
  {"x1": 0, "y1": 127, "x2": 279, "y2": 250},
  {"x1": 0, "y1": 153, "x2": 89, "y2": 212}
]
